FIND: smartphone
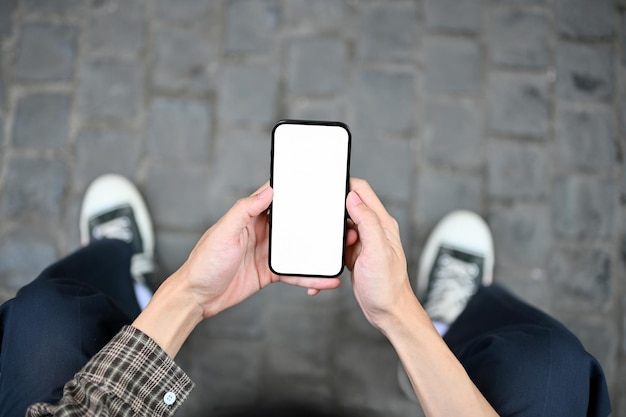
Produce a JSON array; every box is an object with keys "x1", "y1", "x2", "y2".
[{"x1": 269, "y1": 120, "x2": 351, "y2": 277}]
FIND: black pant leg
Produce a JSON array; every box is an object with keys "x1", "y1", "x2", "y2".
[
  {"x1": 39, "y1": 238, "x2": 141, "y2": 319},
  {"x1": 0, "y1": 239, "x2": 138, "y2": 417},
  {"x1": 444, "y1": 285, "x2": 611, "y2": 417}
]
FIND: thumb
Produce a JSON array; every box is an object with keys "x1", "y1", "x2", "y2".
[
  {"x1": 346, "y1": 191, "x2": 386, "y2": 246},
  {"x1": 222, "y1": 185, "x2": 273, "y2": 233}
]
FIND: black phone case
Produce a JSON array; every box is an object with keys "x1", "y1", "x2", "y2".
[{"x1": 268, "y1": 119, "x2": 352, "y2": 277}]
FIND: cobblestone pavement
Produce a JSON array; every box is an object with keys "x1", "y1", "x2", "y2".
[{"x1": 0, "y1": 0, "x2": 624, "y2": 415}]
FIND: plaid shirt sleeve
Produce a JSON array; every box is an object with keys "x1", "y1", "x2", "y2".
[{"x1": 26, "y1": 325, "x2": 195, "y2": 417}]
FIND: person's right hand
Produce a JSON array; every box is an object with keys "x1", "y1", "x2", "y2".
[{"x1": 344, "y1": 178, "x2": 416, "y2": 331}]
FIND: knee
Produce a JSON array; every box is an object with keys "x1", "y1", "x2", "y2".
[
  {"x1": 4, "y1": 278, "x2": 127, "y2": 362},
  {"x1": 457, "y1": 324, "x2": 598, "y2": 416},
  {"x1": 8, "y1": 279, "x2": 94, "y2": 339}
]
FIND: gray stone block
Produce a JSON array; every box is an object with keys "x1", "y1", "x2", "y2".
[
  {"x1": 415, "y1": 170, "x2": 482, "y2": 237},
  {"x1": 556, "y1": 43, "x2": 614, "y2": 102},
  {"x1": 264, "y1": 294, "x2": 337, "y2": 378},
  {"x1": 424, "y1": 37, "x2": 481, "y2": 96},
  {"x1": 74, "y1": 130, "x2": 141, "y2": 191},
  {"x1": 350, "y1": 135, "x2": 413, "y2": 203},
  {"x1": 286, "y1": 38, "x2": 347, "y2": 95},
  {"x1": 146, "y1": 97, "x2": 211, "y2": 162},
  {"x1": 0, "y1": 0, "x2": 17, "y2": 37},
  {"x1": 218, "y1": 64, "x2": 278, "y2": 126},
  {"x1": 488, "y1": 141, "x2": 549, "y2": 200},
  {"x1": 552, "y1": 176, "x2": 616, "y2": 239},
  {"x1": 489, "y1": 204, "x2": 551, "y2": 269},
  {"x1": 487, "y1": 9, "x2": 550, "y2": 69},
  {"x1": 353, "y1": 69, "x2": 416, "y2": 133},
  {"x1": 0, "y1": 65, "x2": 4, "y2": 109},
  {"x1": 154, "y1": 230, "x2": 202, "y2": 282},
  {"x1": 422, "y1": 99, "x2": 484, "y2": 170},
  {"x1": 205, "y1": 294, "x2": 263, "y2": 339},
  {"x1": 211, "y1": 132, "x2": 271, "y2": 192},
  {"x1": 494, "y1": 0, "x2": 545, "y2": 3},
  {"x1": 13, "y1": 93, "x2": 71, "y2": 150},
  {"x1": 61, "y1": 193, "x2": 81, "y2": 254},
  {"x1": 622, "y1": 292, "x2": 626, "y2": 355},
  {"x1": 622, "y1": 158, "x2": 626, "y2": 203},
  {"x1": 554, "y1": 107, "x2": 617, "y2": 172},
  {"x1": 143, "y1": 163, "x2": 211, "y2": 230},
  {"x1": 152, "y1": 26, "x2": 213, "y2": 93},
  {"x1": 155, "y1": 0, "x2": 218, "y2": 21},
  {"x1": 87, "y1": 0, "x2": 146, "y2": 55},
  {"x1": 21, "y1": 0, "x2": 86, "y2": 13},
  {"x1": 623, "y1": 14, "x2": 626, "y2": 68},
  {"x1": 333, "y1": 338, "x2": 423, "y2": 416},
  {"x1": 487, "y1": 73, "x2": 550, "y2": 138},
  {"x1": 357, "y1": 2, "x2": 419, "y2": 63},
  {"x1": 211, "y1": 131, "x2": 271, "y2": 204},
  {"x1": 262, "y1": 374, "x2": 332, "y2": 405},
  {"x1": 282, "y1": 0, "x2": 346, "y2": 32},
  {"x1": 0, "y1": 157, "x2": 68, "y2": 219},
  {"x1": 424, "y1": 0, "x2": 479, "y2": 33},
  {"x1": 179, "y1": 332, "x2": 262, "y2": 412},
  {"x1": 548, "y1": 247, "x2": 611, "y2": 312},
  {"x1": 225, "y1": 0, "x2": 278, "y2": 54},
  {"x1": 0, "y1": 228, "x2": 58, "y2": 289},
  {"x1": 77, "y1": 59, "x2": 143, "y2": 120},
  {"x1": 15, "y1": 22, "x2": 78, "y2": 81},
  {"x1": 260, "y1": 377, "x2": 332, "y2": 409},
  {"x1": 287, "y1": 99, "x2": 343, "y2": 121},
  {"x1": 556, "y1": 0, "x2": 614, "y2": 40},
  {"x1": 494, "y1": 267, "x2": 552, "y2": 314}
]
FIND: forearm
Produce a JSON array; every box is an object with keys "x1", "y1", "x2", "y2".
[
  {"x1": 132, "y1": 268, "x2": 204, "y2": 358},
  {"x1": 381, "y1": 289, "x2": 499, "y2": 417}
]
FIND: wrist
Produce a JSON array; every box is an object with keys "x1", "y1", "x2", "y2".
[
  {"x1": 376, "y1": 282, "x2": 434, "y2": 340},
  {"x1": 132, "y1": 270, "x2": 204, "y2": 358}
]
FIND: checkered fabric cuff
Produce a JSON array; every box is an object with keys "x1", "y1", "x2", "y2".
[{"x1": 78, "y1": 325, "x2": 194, "y2": 417}]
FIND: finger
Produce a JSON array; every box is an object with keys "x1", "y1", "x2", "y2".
[
  {"x1": 344, "y1": 240, "x2": 361, "y2": 271},
  {"x1": 346, "y1": 227, "x2": 359, "y2": 246},
  {"x1": 221, "y1": 184, "x2": 273, "y2": 233},
  {"x1": 279, "y1": 276, "x2": 341, "y2": 290},
  {"x1": 307, "y1": 288, "x2": 320, "y2": 296},
  {"x1": 346, "y1": 190, "x2": 388, "y2": 247},
  {"x1": 349, "y1": 178, "x2": 389, "y2": 217},
  {"x1": 349, "y1": 178, "x2": 399, "y2": 233}
]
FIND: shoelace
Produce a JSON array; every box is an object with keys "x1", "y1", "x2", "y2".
[
  {"x1": 424, "y1": 254, "x2": 479, "y2": 324},
  {"x1": 92, "y1": 216, "x2": 153, "y2": 285},
  {"x1": 92, "y1": 216, "x2": 134, "y2": 243}
]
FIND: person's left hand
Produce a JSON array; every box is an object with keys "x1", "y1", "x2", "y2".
[{"x1": 177, "y1": 182, "x2": 342, "y2": 319}]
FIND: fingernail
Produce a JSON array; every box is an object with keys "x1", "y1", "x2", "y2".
[
  {"x1": 350, "y1": 191, "x2": 362, "y2": 206},
  {"x1": 257, "y1": 186, "x2": 270, "y2": 199}
]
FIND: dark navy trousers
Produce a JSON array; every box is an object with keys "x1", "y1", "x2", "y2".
[
  {"x1": 0, "y1": 240, "x2": 140, "y2": 417},
  {"x1": 444, "y1": 285, "x2": 611, "y2": 417},
  {"x1": 0, "y1": 239, "x2": 612, "y2": 417}
]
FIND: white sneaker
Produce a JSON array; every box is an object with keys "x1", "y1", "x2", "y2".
[
  {"x1": 80, "y1": 174, "x2": 155, "y2": 307},
  {"x1": 398, "y1": 210, "x2": 494, "y2": 402}
]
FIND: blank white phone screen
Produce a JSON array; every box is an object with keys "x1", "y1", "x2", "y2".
[{"x1": 270, "y1": 123, "x2": 350, "y2": 276}]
